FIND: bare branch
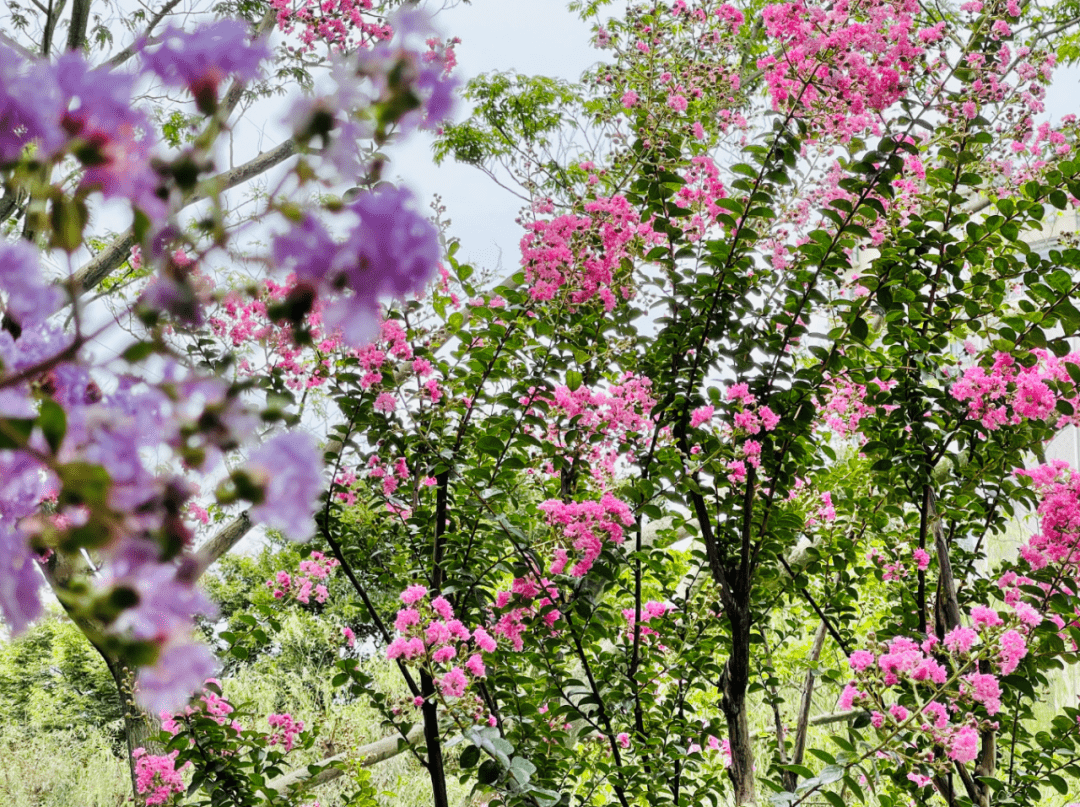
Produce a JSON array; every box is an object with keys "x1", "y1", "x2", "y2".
[
  {"x1": 106, "y1": 0, "x2": 184, "y2": 68},
  {"x1": 266, "y1": 726, "x2": 425, "y2": 795},
  {"x1": 191, "y1": 511, "x2": 252, "y2": 580},
  {"x1": 71, "y1": 138, "x2": 297, "y2": 292}
]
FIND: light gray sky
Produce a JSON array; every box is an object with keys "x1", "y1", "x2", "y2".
[{"x1": 388, "y1": 0, "x2": 600, "y2": 279}]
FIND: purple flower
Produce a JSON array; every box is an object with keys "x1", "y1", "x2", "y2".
[
  {"x1": 136, "y1": 638, "x2": 218, "y2": 713},
  {"x1": 272, "y1": 187, "x2": 439, "y2": 345},
  {"x1": 343, "y1": 186, "x2": 441, "y2": 298},
  {"x1": 0, "y1": 452, "x2": 52, "y2": 635},
  {"x1": 0, "y1": 241, "x2": 62, "y2": 327},
  {"x1": 141, "y1": 20, "x2": 270, "y2": 112},
  {"x1": 358, "y1": 7, "x2": 458, "y2": 134},
  {"x1": 53, "y1": 53, "x2": 165, "y2": 220},
  {"x1": 104, "y1": 537, "x2": 218, "y2": 643},
  {"x1": 0, "y1": 524, "x2": 42, "y2": 635},
  {"x1": 0, "y1": 44, "x2": 63, "y2": 164},
  {"x1": 244, "y1": 432, "x2": 323, "y2": 541}
]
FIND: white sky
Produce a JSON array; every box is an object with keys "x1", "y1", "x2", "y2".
[{"x1": 388, "y1": 0, "x2": 599, "y2": 279}]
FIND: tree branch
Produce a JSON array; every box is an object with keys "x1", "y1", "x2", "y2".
[
  {"x1": 71, "y1": 139, "x2": 297, "y2": 293},
  {"x1": 190, "y1": 511, "x2": 252, "y2": 580},
  {"x1": 65, "y1": 0, "x2": 91, "y2": 51},
  {"x1": 266, "y1": 726, "x2": 425, "y2": 795},
  {"x1": 106, "y1": 0, "x2": 183, "y2": 67}
]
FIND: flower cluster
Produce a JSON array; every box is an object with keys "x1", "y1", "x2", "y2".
[
  {"x1": 140, "y1": 20, "x2": 269, "y2": 113},
  {"x1": 272, "y1": 0, "x2": 390, "y2": 54},
  {"x1": 519, "y1": 195, "x2": 663, "y2": 309},
  {"x1": 266, "y1": 550, "x2": 339, "y2": 603},
  {"x1": 271, "y1": 186, "x2": 440, "y2": 346},
  {"x1": 950, "y1": 349, "x2": 1080, "y2": 432},
  {"x1": 387, "y1": 586, "x2": 496, "y2": 709},
  {"x1": 520, "y1": 372, "x2": 657, "y2": 482},
  {"x1": 492, "y1": 576, "x2": 563, "y2": 651},
  {"x1": 132, "y1": 748, "x2": 187, "y2": 806},
  {"x1": 757, "y1": 0, "x2": 926, "y2": 139},
  {"x1": 539, "y1": 493, "x2": 635, "y2": 577},
  {"x1": 0, "y1": 4, "x2": 455, "y2": 713},
  {"x1": 267, "y1": 713, "x2": 305, "y2": 751},
  {"x1": 841, "y1": 604, "x2": 1033, "y2": 778}
]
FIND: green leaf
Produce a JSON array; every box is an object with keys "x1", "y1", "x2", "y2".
[
  {"x1": 38, "y1": 400, "x2": 67, "y2": 454},
  {"x1": 459, "y1": 745, "x2": 480, "y2": 769},
  {"x1": 477, "y1": 758, "x2": 502, "y2": 785}
]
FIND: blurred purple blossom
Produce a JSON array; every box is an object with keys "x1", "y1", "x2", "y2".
[
  {"x1": 272, "y1": 186, "x2": 439, "y2": 345},
  {"x1": 141, "y1": 20, "x2": 270, "y2": 112},
  {"x1": 0, "y1": 43, "x2": 63, "y2": 164},
  {"x1": 0, "y1": 241, "x2": 61, "y2": 328},
  {"x1": 244, "y1": 432, "x2": 323, "y2": 541},
  {"x1": 137, "y1": 639, "x2": 218, "y2": 713}
]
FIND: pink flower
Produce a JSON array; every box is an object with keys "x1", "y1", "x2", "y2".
[
  {"x1": 432, "y1": 646, "x2": 456, "y2": 663},
  {"x1": 971, "y1": 605, "x2": 1003, "y2": 629},
  {"x1": 913, "y1": 548, "x2": 931, "y2": 570},
  {"x1": 438, "y1": 667, "x2": 468, "y2": 698},
  {"x1": 474, "y1": 627, "x2": 497, "y2": 652},
  {"x1": 689, "y1": 405, "x2": 714, "y2": 428},
  {"x1": 998, "y1": 629, "x2": 1027, "y2": 675},
  {"x1": 838, "y1": 682, "x2": 864, "y2": 710},
  {"x1": 400, "y1": 584, "x2": 428, "y2": 604},
  {"x1": 342, "y1": 626, "x2": 355, "y2": 647},
  {"x1": 758, "y1": 406, "x2": 780, "y2": 431},
  {"x1": 621, "y1": 91, "x2": 639, "y2": 108},
  {"x1": 849, "y1": 650, "x2": 875, "y2": 671},
  {"x1": 949, "y1": 726, "x2": 979, "y2": 762},
  {"x1": 431, "y1": 595, "x2": 455, "y2": 620},
  {"x1": 374, "y1": 392, "x2": 396, "y2": 413},
  {"x1": 1011, "y1": 602, "x2": 1041, "y2": 627},
  {"x1": 465, "y1": 653, "x2": 486, "y2": 677},
  {"x1": 617, "y1": 732, "x2": 631, "y2": 748},
  {"x1": 944, "y1": 626, "x2": 978, "y2": 654}
]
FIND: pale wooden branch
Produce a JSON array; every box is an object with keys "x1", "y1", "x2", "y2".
[
  {"x1": 106, "y1": 0, "x2": 184, "y2": 68},
  {"x1": 191, "y1": 511, "x2": 252, "y2": 580},
  {"x1": 71, "y1": 139, "x2": 297, "y2": 292},
  {"x1": 266, "y1": 726, "x2": 425, "y2": 795}
]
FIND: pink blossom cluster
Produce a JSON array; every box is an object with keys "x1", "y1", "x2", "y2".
[
  {"x1": 621, "y1": 600, "x2": 667, "y2": 643},
  {"x1": 265, "y1": 551, "x2": 338, "y2": 603},
  {"x1": 159, "y1": 679, "x2": 244, "y2": 737},
  {"x1": 491, "y1": 576, "x2": 563, "y2": 651},
  {"x1": 842, "y1": 604, "x2": 1033, "y2": 776},
  {"x1": 950, "y1": 349, "x2": 1080, "y2": 432},
  {"x1": 271, "y1": 0, "x2": 390, "y2": 54},
  {"x1": 132, "y1": 748, "x2": 187, "y2": 805},
  {"x1": 757, "y1": 0, "x2": 927, "y2": 139},
  {"x1": 267, "y1": 713, "x2": 305, "y2": 751},
  {"x1": 387, "y1": 586, "x2": 496, "y2": 704},
  {"x1": 521, "y1": 372, "x2": 657, "y2": 481},
  {"x1": 519, "y1": 195, "x2": 663, "y2": 310},
  {"x1": 208, "y1": 277, "x2": 343, "y2": 391},
  {"x1": 819, "y1": 373, "x2": 897, "y2": 439},
  {"x1": 365, "y1": 454, "x2": 414, "y2": 501},
  {"x1": 539, "y1": 493, "x2": 635, "y2": 577}
]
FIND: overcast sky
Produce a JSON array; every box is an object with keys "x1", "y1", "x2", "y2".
[{"x1": 387, "y1": 0, "x2": 600, "y2": 280}]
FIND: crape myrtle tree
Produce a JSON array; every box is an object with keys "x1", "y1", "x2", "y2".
[{"x1": 7, "y1": 1, "x2": 1080, "y2": 807}]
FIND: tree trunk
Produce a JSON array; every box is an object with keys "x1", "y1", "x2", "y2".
[
  {"x1": 103, "y1": 658, "x2": 163, "y2": 802},
  {"x1": 721, "y1": 608, "x2": 757, "y2": 805}
]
